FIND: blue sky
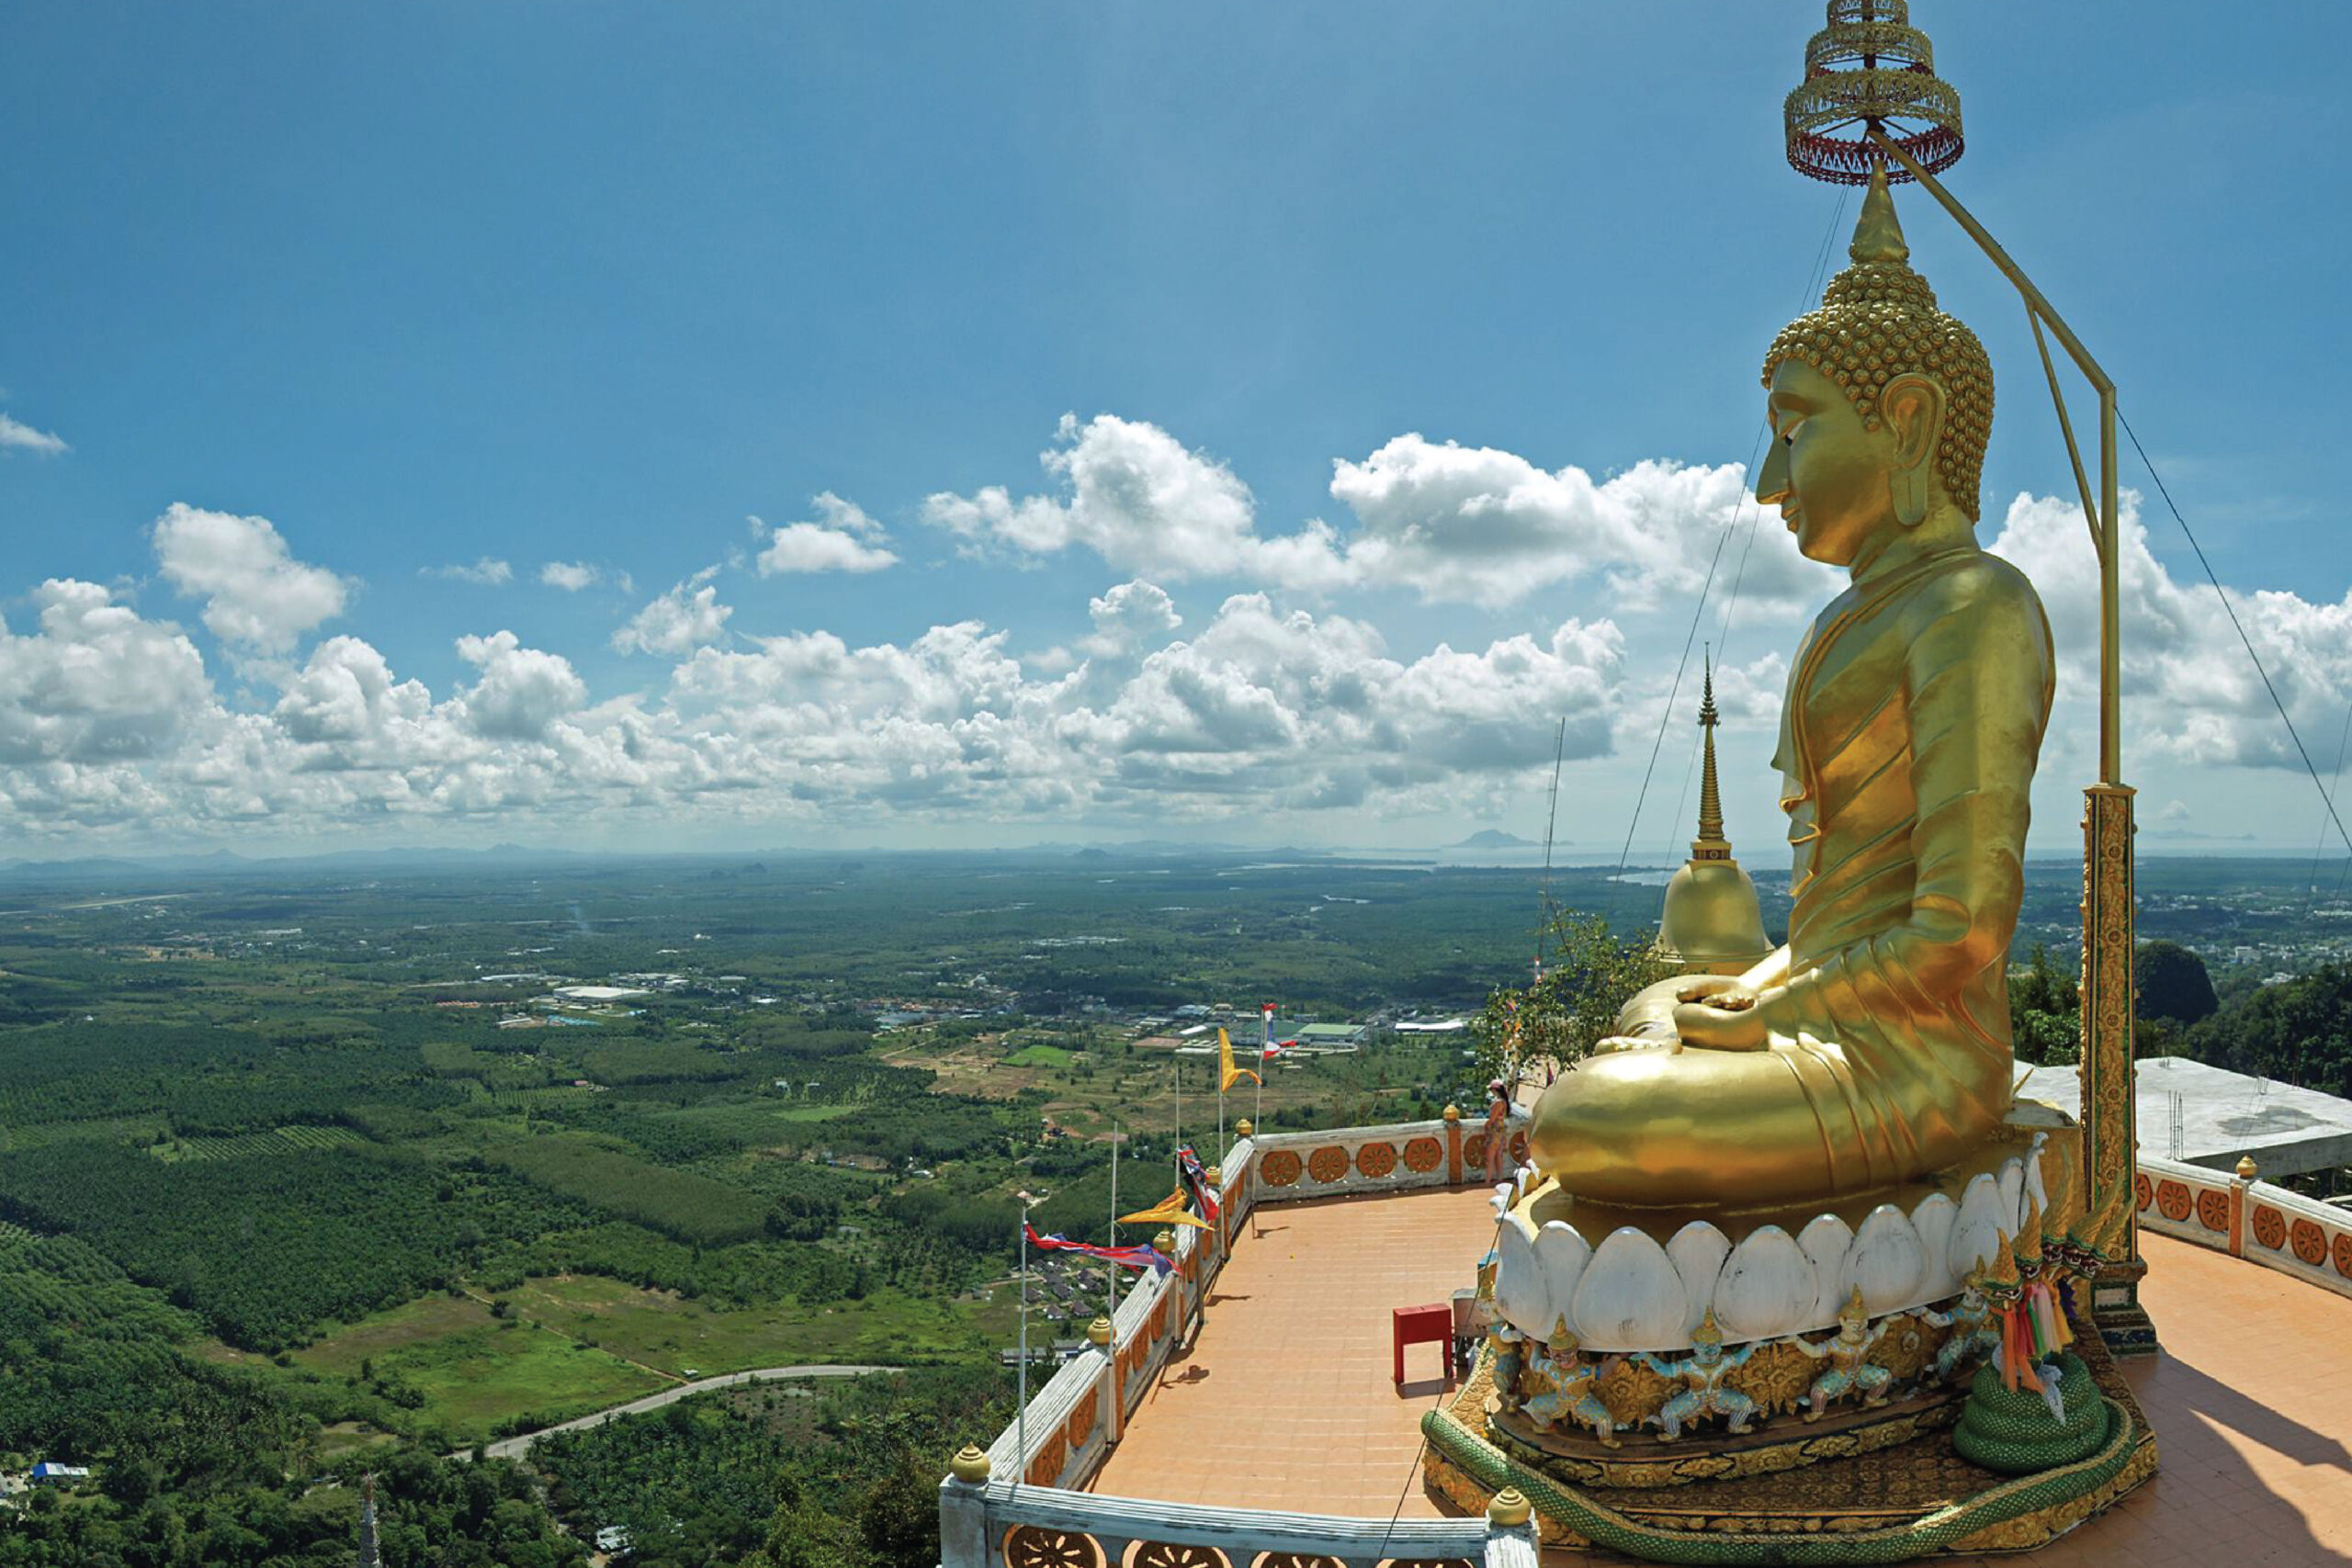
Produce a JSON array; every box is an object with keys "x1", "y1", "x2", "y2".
[{"x1": 4, "y1": 3, "x2": 2351, "y2": 858}]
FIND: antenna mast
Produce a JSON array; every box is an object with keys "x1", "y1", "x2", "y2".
[{"x1": 1536, "y1": 715, "x2": 1566, "y2": 980}]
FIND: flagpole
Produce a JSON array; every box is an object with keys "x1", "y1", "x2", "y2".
[
  {"x1": 1016, "y1": 1208, "x2": 1029, "y2": 1488},
  {"x1": 1107, "y1": 1120, "x2": 1120, "y2": 1324},
  {"x1": 1255, "y1": 1006, "x2": 1270, "y2": 1136},
  {"x1": 1254, "y1": 1006, "x2": 1269, "y2": 1240}
]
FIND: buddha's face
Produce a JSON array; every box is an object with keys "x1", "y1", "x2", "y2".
[{"x1": 1756, "y1": 358, "x2": 1905, "y2": 569}]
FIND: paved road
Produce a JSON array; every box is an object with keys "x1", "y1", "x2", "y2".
[{"x1": 468, "y1": 1365, "x2": 895, "y2": 1461}]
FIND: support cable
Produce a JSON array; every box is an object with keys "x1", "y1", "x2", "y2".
[
  {"x1": 1649, "y1": 189, "x2": 1850, "y2": 867},
  {"x1": 2302, "y1": 697, "x2": 2352, "y2": 913},
  {"x1": 2120, "y1": 410, "x2": 2352, "y2": 860}
]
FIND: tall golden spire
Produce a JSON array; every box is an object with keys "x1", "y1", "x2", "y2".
[{"x1": 1693, "y1": 654, "x2": 1726, "y2": 856}]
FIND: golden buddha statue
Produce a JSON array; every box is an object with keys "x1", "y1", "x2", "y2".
[{"x1": 1530, "y1": 169, "x2": 2054, "y2": 1210}]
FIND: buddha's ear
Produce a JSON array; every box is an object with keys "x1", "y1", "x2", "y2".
[
  {"x1": 1881, "y1": 374, "x2": 1944, "y2": 479},
  {"x1": 1881, "y1": 374, "x2": 1945, "y2": 526}
]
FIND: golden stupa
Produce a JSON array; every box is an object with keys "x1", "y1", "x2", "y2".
[{"x1": 1652, "y1": 657, "x2": 1773, "y2": 977}]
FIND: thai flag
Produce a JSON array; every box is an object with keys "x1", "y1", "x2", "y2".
[
  {"x1": 1025, "y1": 1224, "x2": 1173, "y2": 1278},
  {"x1": 1261, "y1": 1002, "x2": 1297, "y2": 1061}
]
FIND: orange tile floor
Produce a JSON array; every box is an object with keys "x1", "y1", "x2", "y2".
[{"x1": 1087, "y1": 1185, "x2": 2352, "y2": 1565}]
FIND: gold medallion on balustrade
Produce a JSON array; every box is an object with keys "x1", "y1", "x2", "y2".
[
  {"x1": 1356, "y1": 1141, "x2": 1397, "y2": 1178},
  {"x1": 1260, "y1": 1149, "x2": 1301, "y2": 1187},
  {"x1": 1306, "y1": 1145, "x2": 1348, "y2": 1184},
  {"x1": 1404, "y1": 1136, "x2": 1443, "y2": 1173}
]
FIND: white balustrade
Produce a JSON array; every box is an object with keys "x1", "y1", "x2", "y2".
[
  {"x1": 2138, "y1": 1152, "x2": 2352, "y2": 1300},
  {"x1": 940, "y1": 1476, "x2": 1505, "y2": 1568}
]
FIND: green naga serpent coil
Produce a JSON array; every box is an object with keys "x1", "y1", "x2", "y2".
[
  {"x1": 1951, "y1": 1352, "x2": 2109, "y2": 1473},
  {"x1": 1420, "y1": 1379, "x2": 2142, "y2": 1566}
]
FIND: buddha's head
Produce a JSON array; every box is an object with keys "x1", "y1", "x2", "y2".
[{"x1": 1757, "y1": 167, "x2": 1993, "y2": 569}]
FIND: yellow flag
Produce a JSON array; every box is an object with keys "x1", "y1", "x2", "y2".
[
  {"x1": 1218, "y1": 1026, "x2": 1261, "y2": 1091},
  {"x1": 1119, "y1": 1191, "x2": 1209, "y2": 1230}
]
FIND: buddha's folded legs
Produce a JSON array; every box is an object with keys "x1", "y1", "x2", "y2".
[{"x1": 1530, "y1": 1043, "x2": 1851, "y2": 1208}]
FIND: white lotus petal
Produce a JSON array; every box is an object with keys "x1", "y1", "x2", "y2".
[
  {"x1": 1948, "y1": 1172, "x2": 2007, "y2": 1280},
  {"x1": 1909, "y1": 1192, "x2": 1960, "y2": 1299},
  {"x1": 1534, "y1": 1220, "x2": 1593, "y2": 1344},
  {"x1": 1666, "y1": 1221, "x2": 1732, "y2": 1337},
  {"x1": 1715, "y1": 1225, "x2": 1815, "y2": 1342},
  {"x1": 1842, "y1": 1203, "x2": 1927, "y2": 1314},
  {"x1": 1571, "y1": 1226, "x2": 1688, "y2": 1350},
  {"x1": 1797, "y1": 1213, "x2": 1855, "y2": 1327},
  {"x1": 1494, "y1": 1213, "x2": 1551, "y2": 1337}
]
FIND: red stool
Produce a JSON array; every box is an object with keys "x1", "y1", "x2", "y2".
[{"x1": 1393, "y1": 1302, "x2": 1453, "y2": 1386}]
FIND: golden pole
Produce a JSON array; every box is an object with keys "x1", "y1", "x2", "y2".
[
  {"x1": 1863, "y1": 126, "x2": 2120, "y2": 785},
  {"x1": 1863, "y1": 126, "x2": 2154, "y2": 1356}
]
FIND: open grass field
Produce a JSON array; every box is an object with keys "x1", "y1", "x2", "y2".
[
  {"x1": 196, "y1": 1270, "x2": 1018, "y2": 1442},
  {"x1": 496, "y1": 1273, "x2": 1013, "y2": 1376},
  {"x1": 383, "y1": 1325, "x2": 661, "y2": 1439},
  {"x1": 265, "y1": 1290, "x2": 669, "y2": 1443}
]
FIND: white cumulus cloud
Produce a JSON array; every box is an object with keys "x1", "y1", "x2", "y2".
[
  {"x1": 756, "y1": 494, "x2": 899, "y2": 576},
  {"x1": 922, "y1": 412, "x2": 1349, "y2": 586},
  {"x1": 151, "y1": 503, "x2": 351, "y2": 653},
  {"x1": 541, "y1": 561, "x2": 610, "y2": 592},
  {"x1": 919, "y1": 412, "x2": 1836, "y2": 609},
  {"x1": 10, "y1": 456, "x2": 2350, "y2": 856},
  {"x1": 1080, "y1": 580, "x2": 1183, "y2": 657},
  {"x1": 1988, "y1": 491, "x2": 2352, "y2": 775},
  {"x1": 455, "y1": 631, "x2": 587, "y2": 740},
  {"x1": 425, "y1": 558, "x2": 514, "y2": 586},
  {"x1": 1326, "y1": 436, "x2": 1838, "y2": 611},
  {"x1": 0, "y1": 581, "x2": 211, "y2": 764},
  {"x1": 0, "y1": 413, "x2": 68, "y2": 456},
  {"x1": 613, "y1": 574, "x2": 734, "y2": 658}
]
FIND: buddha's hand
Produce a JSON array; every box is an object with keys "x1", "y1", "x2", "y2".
[
  {"x1": 1592, "y1": 976, "x2": 1698, "y2": 1052},
  {"x1": 1594, "y1": 975, "x2": 1746, "y2": 1055},
  {"x1": 1671, "y1": 986, "x2": 1770, "y2": 1051}
]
